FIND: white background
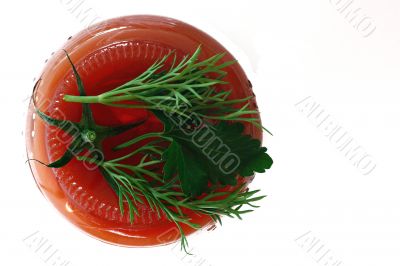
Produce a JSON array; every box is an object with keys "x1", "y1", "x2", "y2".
[{"x1": 1, "y1": 0, "x2": 399, "y2": 265}]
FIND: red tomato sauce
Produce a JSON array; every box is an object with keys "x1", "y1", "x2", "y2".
[{"x1": 26, "y1": 15, "x2": 261, "y2": 247}]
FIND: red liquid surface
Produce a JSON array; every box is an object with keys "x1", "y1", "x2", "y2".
[{"x1": 26, "y1": 15, "x2": 261, "y2": 247}]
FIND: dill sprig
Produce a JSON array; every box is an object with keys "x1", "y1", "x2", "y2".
[
  {"x1": 77, "y1": 140, "x2": 265, "y2": 253},
  {"x1": 63, "y1": 46, "x2": 264, "y2": 129},
  {"x1": 33, "y1": 47, "x2": 273, "y2": 254}
]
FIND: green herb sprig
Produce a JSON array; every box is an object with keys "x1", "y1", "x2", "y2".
[
  {"x1": 79, "y1": 151, "x2": 266, "y2": 252},
  {"x1": 32, "y1": 47, "x2": 273, "y2": 253},
  {"x1": 63, "y1": 46, "x2": 267, "y2": 130}
]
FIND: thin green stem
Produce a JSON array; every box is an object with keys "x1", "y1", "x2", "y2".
[{"x1": 63, "y1": 95, "x2": 100, "y2": 103}]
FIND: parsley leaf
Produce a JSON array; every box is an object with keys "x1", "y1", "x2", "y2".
[{"x1": 153, "y1": 110, "x2": 273, "y2": 197}]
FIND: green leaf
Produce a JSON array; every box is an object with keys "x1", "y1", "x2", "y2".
[
  {"x1": 153, "y1": 110, "x2": 273, "y2": 197},
  {"x1": 163, "y1": 140, "x2": 209, "y2": 196},
  {"x1": 64, "y1": 50, "x2": 94, "y2": 128},
  {"x1": 35, "y1": 109, "x2": 80, "y2": 132},
  {"x1": 95, "y1": 118, "x2": 146, "y2": 137},
  {"x1": 47, "y1": 137, "x2": 85, "y2": 168}
]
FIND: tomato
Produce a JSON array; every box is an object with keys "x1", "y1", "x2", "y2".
[{"x1": 26, "y1": 15, "x2": 261, "y2": 247}]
